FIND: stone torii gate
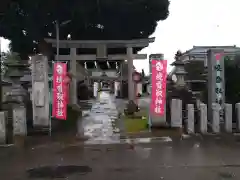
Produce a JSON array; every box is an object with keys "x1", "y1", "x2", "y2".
[{"x1": 45, "y1": 38, "x2": 155, "y2": 105}]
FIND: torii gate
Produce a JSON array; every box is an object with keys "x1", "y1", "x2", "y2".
[{"x1": 45, "y1": 38, "x2": 155, "y2": 105}]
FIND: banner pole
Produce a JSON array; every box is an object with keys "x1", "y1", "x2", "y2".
[
  {"x1": 49, "y1": 61, "x2": 54, "y2": 136},
  {"x1": 66, "y1": 61, "x2": 69, "y2": 113},
  {"x1": 148, "y1": 56, "x2": 152, "y2": 132}
]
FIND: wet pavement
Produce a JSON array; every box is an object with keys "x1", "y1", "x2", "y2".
[
  {"x1": 2, "y1": 137, "x2": 240, "y2": 179},
  {"x1": 81, "y1": 91, "x2": 121, "y2": 144},
  {"x1": 3, "y1": 94, "x2": 240, "y2": 179}
]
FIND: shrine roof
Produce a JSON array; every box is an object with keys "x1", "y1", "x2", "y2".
[{"x1": 183, "y1": 45, "x2": 240, "y2": 55}]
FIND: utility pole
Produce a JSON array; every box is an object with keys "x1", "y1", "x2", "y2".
[
  {"x1": 55, "y1": 20, "x2": 71, "y2": 62},
  {"x1": 56, "y1": 20, "x2": 59, "y2": 61}
]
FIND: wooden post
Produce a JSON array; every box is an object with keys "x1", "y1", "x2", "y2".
[{"x1": 127, "y1": 47, "x2": 134, "y2": 102}]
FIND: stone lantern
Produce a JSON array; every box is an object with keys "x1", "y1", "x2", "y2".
[
  {"x1": 4, "y1": 58, "x2": 29, "y2": 105},
  {"x1": 170, "y1": 52, "x2": 192, "y2": 117},
  {"x1": 3, "y1": 54, "x2": 29, "y2": 144},
  {"x1": 171, "y1": 56, "x2": 187, "y2": 89}
]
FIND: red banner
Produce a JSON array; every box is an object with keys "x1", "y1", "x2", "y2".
[
  {"x1": 150, "y1": 60, "x2": 167, "y2": 115},
  {"x1": 52, "y1": 63, "x2": 68, "y2": 120}
]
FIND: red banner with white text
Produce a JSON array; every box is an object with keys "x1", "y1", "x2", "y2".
[
  {"x1": 52, "y1": 63, "x2": 68, "y2": 120},
  {"x1": 150, "y1": 59, "x2": 167, "y2": 116}
]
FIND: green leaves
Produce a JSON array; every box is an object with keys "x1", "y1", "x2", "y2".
[
  {"x1": 225, "y1": 55, "x2": 240, "y2": 103},
  {"x1": 0, "y1": 0, "x2": 169, "y2": 57}
]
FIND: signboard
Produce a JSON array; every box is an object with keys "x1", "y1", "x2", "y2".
[
  {"x1": 31, "y1": 55, "x2": 50, "y2": 126},
  {"x1": 207, "y1": 49, "x2": 225, "y2": 122},
  {"x1": 149, "y1": 54, "x2": 167, "y2": 127},
  {"x1": 214, "y1": 53, "x2": 223, "y2": 105},
  {"x1": 150, "y1": 59, "x2": 167, "y2": 115},
  {"x1": 52, "y1": 63, "x2": 68, "y2": 120}
]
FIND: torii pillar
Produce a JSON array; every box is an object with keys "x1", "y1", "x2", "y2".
[
  {"x1": 127, "y1": 47, "x2": 135, "y2": 103},
  {"x1": 70, "y1": 48, "x2": 77, "y2": 105}
]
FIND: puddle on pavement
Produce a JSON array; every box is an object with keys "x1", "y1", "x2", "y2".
[
  {"x1": 27, "y1": 165, "x2": 92, "y2": 178},
  {"x1": 218, "y1": 172, "x2": 235, "y2": 179}
]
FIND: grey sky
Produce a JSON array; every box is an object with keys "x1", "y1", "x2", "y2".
[
  {"x1": 1, "y1": 0, "x2": 239, "y2": 73},
  {"x1": 137, "y1": 0, "x2": 240, "y2": 73}
]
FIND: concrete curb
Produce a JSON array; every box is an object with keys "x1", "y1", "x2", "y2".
[
  {"x1": 83, "y1": 136, "x2": 173, "y2": 145},
  {"x1": 0, "y1": 144, "x2": 14, "y2": 148},
  {"x1": 1, "y1": 133, "x2": 239, "y2": 148}
]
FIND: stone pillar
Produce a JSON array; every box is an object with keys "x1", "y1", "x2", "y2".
[
  {"x1": 207, "y1": 49, "x2": 225, "y2": 122},
  {"x1": 224, "y1": 103, "x2": 232, "y2": 133},
  {"x1": 13, "y1": 106, "x2": 27, "y2": 136},
  {"x1": 0, "y1": 112, "x2": 7, "y2": 144},
  {"x1": 114, "y1": 81, "x2": 119, "y2": 97},
  {"x1": 31, "y1": 55, "x2": 49, "y2": 126},
  {"x1": 235, "y1": 103, "x2": 240, "y2": 131},
  {"x1": 93, "y1": 82, "x2": 98, "y2": 98},
  {"x1": 170, "y1": 99, "x2": 182, "y2": 128},
  {"x1": 70, "y1": 48, "x2": 77, "y2": 105},
  {"x1": 127, "y1": 47, "x2": 134, "y2": 102},
  {"x1": 199, "y1": 103, "x2": 208, "y2": 133},
  {"x1": 186, "y1": 104, "x2": 194, "y2": 134},
  {"x1": 212, "y1": 103, "x2": 220, "y2": 133},
  {"x1": 120, "y1": 61, "x2": 123, "y2": 97}
]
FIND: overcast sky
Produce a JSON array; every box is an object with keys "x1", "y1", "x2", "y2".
[
  {"x1": 137, "y1": 0, "x2": 240, "y2": 73},
  {"x1": 1, "y1": 0, "x2": 240, "y2": 73}
]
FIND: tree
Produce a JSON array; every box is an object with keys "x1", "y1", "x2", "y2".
[
  {"x1": 225, "y1": 55, "x2": 240, "y2": 104},
  {"x1": 0, "y1": 0, "x2": 170, "y2": 59},
  {"x1": 185, "y1": 53, "x2": 240, "y2": 105}
]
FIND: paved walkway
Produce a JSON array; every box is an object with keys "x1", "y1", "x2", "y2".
[
  {"x1": 82, "y1": 91, "x2": 121, "y2": 144},
  {"x1": 2, "y1": 137, "x2": 240, "y2": 179}
]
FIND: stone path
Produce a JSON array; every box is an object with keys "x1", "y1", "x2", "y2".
[
  {"x1": 82, "y1": 91, "x2": 121, "y2": 144},
  {"x1": 79, "y1": 94, "x2": 172, "y2": 145}
]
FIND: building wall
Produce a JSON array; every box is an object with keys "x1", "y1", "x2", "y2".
[{"x1": 169, "y1": 46, "x2": 240, "y2": 77}]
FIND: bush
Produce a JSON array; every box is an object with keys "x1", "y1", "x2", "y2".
[{"x1": 51, "y1": 104, "x2": 82, "y2": 132}]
